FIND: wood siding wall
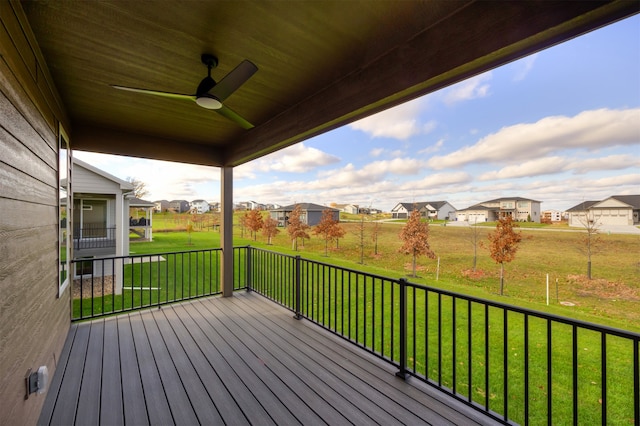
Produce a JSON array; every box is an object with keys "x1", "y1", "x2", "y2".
[{"x1": 0, "y1": 2, "x2": 71, "y2": 424}]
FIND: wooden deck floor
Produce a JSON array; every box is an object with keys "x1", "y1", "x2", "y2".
[{"x1": 39, "y1": 292, "x2": 500, "y2": 425}]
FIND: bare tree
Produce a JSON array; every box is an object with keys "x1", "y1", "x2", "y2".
[
  {"x1": 355, "y1": 215, "x2": 367, "y2": 264},
  {"x1": 487, "y1": 216, "x2": 522, "y2": 295},
  {"x1": 126, "y1": 177, "x2": 149, "y2": 199},
  {"x1": 398, "y1": 208, "x2": 436, "y2": 277},
  {"x1": 467, "y1": 217, "x2": 481, "y2": 272},
  {"x1": 371, "y1": 220, "x2": 381, "y2": 256},
  {"x1": 577, "y1": 215, "x2": 603, "y2": 279}
]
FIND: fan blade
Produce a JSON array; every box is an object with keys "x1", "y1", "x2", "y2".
[
  {"x1": 208, "y1": 60, "x2": 258, "y2": 102},
  {"x1": 111, "y1": 85, "x2": 196, "y2": 102},
  {"x1": 215, "y1": 104, "x2": 254, "y2": 130}
]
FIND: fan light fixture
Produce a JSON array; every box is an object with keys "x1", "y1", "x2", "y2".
[{"x1": 196, "y1": 95, "x2": 222, "y2": 109}]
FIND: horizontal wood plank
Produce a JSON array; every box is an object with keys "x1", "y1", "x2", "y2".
[{"x1": 40, "y1": 293, "x2": 501, "y2": 425}]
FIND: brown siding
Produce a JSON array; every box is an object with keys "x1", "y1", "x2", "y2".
[{"x1": 0, "y1": 3, "x2": 70, "y2": 425}]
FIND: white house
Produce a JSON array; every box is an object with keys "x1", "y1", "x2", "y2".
[
  {"x1": 542, "y1": 209, "x2": 564, "y2": 222},
  {"x1": 334, "y1": 203, "x2": 359, "y2": 215},
  {"x1": 567, "y1": 195, "x2": 640, "y2": 227},
  {"x1": 457, "y1": 197, "x2": 542, "y2": 223},
  {"x1": 190, "y1": 199, "x2": 210, "y2": 214},
  {"x1": 391, "y1": 201, "x2": 457, "y2": 220}
]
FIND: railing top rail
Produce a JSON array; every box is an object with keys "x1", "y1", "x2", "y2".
[
  {"x1": 70, "y1": 247, "x2": 223, "y2": 262},
  {"x1": 253, "y1": 246, "x2": 640, "y2": 341},
  {"x1": 403, "y1": 280, "x2": 640, "y2": 340}
]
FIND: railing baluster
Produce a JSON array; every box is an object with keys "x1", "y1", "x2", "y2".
[{"x1": 396, "y1": 278, "x2": 407, "y2": 379}]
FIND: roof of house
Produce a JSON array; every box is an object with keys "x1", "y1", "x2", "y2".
[
  {"x1": 458, "y1": 204, "x2": 493, "y2": 212},
  {"x1": 483, "y1": 197, "x2": 541, "y2": 203},
  {"x1": 68, "y1": 157, "x2": 134, "y2": 192},
  {"x1": 129, "y1": 198, "x2": 155, "y2": 207},
  {"x1": 566, "y1": 201, "x2": 600, "y2": 212},
  {"x1": 610, "y1": 195, "x2": 640, "y2": 209},
  {"x1": 394, "y1": 201, "x2": 452, "y2": 212},
  {"x1": 272, "y1": 203, "x2": 338, "y2": 212}
]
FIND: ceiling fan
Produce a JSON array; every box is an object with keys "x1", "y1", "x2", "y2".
[{"x1": 112, "y1": 54, "x2": 258, "y2": 129}]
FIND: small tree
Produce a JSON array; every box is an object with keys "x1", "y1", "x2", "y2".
[
  {"x1": 467, "y1": 217, "x2": 481, "y2": 272},
  {"x1": 578, "y1": 215, "x2": 603, "y2": 279},
  {"x1": 287, "y1": 204, "x2": 310, "y2": 251},
  {"x1": 313, "y1": 209, "x2": 343, "y2": 256},
  {"x1": 238, "y1": 212, "x2": 248, "y2": 238},
  {"x1": 245, "y1": 209, "x2": 264, "y2": 241},
  {"x1": 262, "y1": 216, "x2": 280, "y2": 245},
  {"x1": 487, "y1": 216, "x2": 522, "y2": 295},
  {"x1": 398, "y1": 208, "x2": 436, "y2": 277},
  {"x1": 371, "y1": 220, "x2": 381, "y2": 256},
  {"x1": 355, "y1": 215, "x2": 367, "y2": 264},
  {"x1": 126, "y1": 177, "x2": 149, "y2": 199}
]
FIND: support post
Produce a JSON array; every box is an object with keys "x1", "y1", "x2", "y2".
[
  {"x1": 294, "y1": 255, "x2": 302, "y2": 319},
  {"x1": 246, "y1": 246, "x2": 252, "y2": 292},
  {"x1": 396, "y1": 278, "x2": 408, "y2": 379},
  {"x1": 221, "y1": 166, "x2": 233, "y2": 297}
]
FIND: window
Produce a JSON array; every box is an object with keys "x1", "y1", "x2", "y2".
[{"x1": 58, "y1": 126, "x2": 71, "y2": 296}]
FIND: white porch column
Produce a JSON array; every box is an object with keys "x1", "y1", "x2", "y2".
[{"x1": 221, "y1": 166, "x2": 233, "y2": 297}]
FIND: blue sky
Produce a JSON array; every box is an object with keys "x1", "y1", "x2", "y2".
[{"x1": 76, "y1": 15, "x2": 640, "y2": 212}]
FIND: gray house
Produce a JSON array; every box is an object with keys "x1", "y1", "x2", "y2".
[
  {"x1": 270, "y1": 203, "x2": 339, "y2": 227},
  {"x1": 457, "y1": 197, "x2": 542, "y2": 223},
  {"x1": 67, "y1": 158, "x2": 134, "y2": 261},
  {"x1": 169, "y1": 199, "x2": 190, "y2": 213}
]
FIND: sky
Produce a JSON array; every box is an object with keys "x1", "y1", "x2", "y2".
[{"x1": 75, "y1": 15, "x2": 640, "y2": 213}]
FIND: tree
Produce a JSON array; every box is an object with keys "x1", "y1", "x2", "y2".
[
  {"x1": 238, "y1": 212, "x2": 248, "y2": 238},
  {"x1": 245, "y1": 209, "x2": 264, "y2": 241},
  {"x1": 287, "y1": 204, "x2": 310, "y2": 251},
  {"x1": 355, "y1": 215, "x2": 367, "y2": 264},
  {"x1": 467, "y1": 217, "x2": 482, "y2": 272},
  {"x1": 313, "y1": 209, "x2": 345, "y2": 256},
  {"x1": 577, "y1": 215, "x2": 603, "y2": 279},
  {"x1": 398, "y1": 208, "x2": 436, "y2": 277},
  {"x1": 126, "y1": 177, "x2": 149, "y2": 199},
  {"x1": 487, "y1": 216, "x2": 522, "y2": 295},
  {"x1": 371, "y1": 220, "x2": 381, "y2": 256},
  {"x1": 262, "y1": 216, "x2": 280, "y2": 245}
]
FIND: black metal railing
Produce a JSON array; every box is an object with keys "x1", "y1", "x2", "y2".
[
  {"x1": 248, "y1": 247, "x2": 640, "y2": 426},
  {"x1": 67, "y1": 245, "x2": 639, "y2": 425},
  {"x1": 70, "y1": 247, "x2": 248, "y2": 320},
  {"x1": 73, "y1": 225, "x2": 116, "y2": 250}
]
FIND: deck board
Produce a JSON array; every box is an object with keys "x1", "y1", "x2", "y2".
[{"x1": 40, "y1": 292, "x2": 501, "y2": 426}]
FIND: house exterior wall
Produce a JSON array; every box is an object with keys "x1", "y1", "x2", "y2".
[
  {"x1": 0, "y1": 4, "x2": 70, "y2": 423},
  {"x1": 73, "y1": 164, "x2": 122, "y2": 193}
]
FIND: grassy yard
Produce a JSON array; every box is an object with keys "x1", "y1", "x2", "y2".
[{"x1": 139, "y1": 214, "x2": 639, "y2": 332}]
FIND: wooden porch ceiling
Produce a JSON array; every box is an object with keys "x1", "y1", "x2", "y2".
[
  {"x1": 21, "y1": 1, "x2": 639, "y2": 167},
  {"x1": 39, "y1": 292, "x2": 500, "y2": 425}
]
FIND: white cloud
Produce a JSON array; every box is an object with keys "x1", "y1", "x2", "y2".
[
  {"x1": 443, "y1": 72, "x2": 491, "y2": 105},
  {"x1": 370, "y1": 148, "x2": 384, "y2": 157},
  {"x1": 418, "y1": 139, "x2": 444, "y2": 155},
  {"x1": 566, "y1": 154, "x2": 640, "y2": 174},
  {"x1": 427, "y1": 108, "x2": 640, "y2": 169},
  {"x1": 513, "y1": 54, "x2": 538, "y2": 81},
  {"x1": 479, "y1": 156, "x2": 569, "y2": 181},
  {"x1": 402, "y1": 171, "x2": 473, "y2": 190},
  {"x1": 242, "y1": 143, "x2": 340, "y2": 174},
  {"x1": 349, "y1": 98, "x2": 426, "y2": 140}
]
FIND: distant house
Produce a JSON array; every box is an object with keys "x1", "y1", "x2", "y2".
[
  {"x1": 391, "y1": 201, "x2": 457, "y2": 220},
  {"x1": 457, "y1": 197, "x2": 541, "y2": 223},
  {"x1": 169, "y1": 199, "x2": 190, "y2": 213},
  {"x1": 567, "y1": 195, "x2": 640, "y2": 227},
  {"x1": 334, "y1": 204, "x2": 359, "y2": 215},
  {"x1": 270, "y1": 203, "x2": 339, "y2": 227},
  {"x1": 208, "y1": 201, "x2": 220, "y2": 212},
  {"x1": 190, "y1": 199, "x2": 210, "y2": 214},
  {"x1": 153, "y1": 199, "x2": 169, "y2": 213},
  {"x1": 542, "y1": 209, "x2": 564, "y2": 222},
  {"x1": 238, "y1": 200, "x2": 265, "y2": 210}
]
